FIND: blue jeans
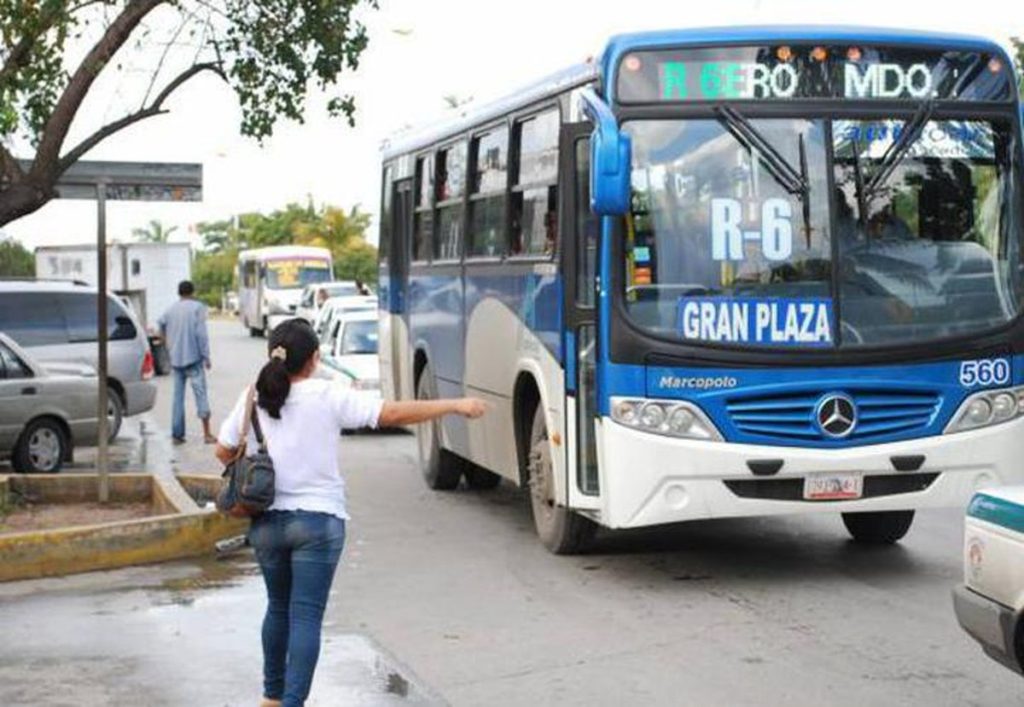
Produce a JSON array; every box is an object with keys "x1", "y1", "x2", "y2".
[
  {"x1": 248, "y1": 511, "x2": 346, "y2": 707},
  {"x1": 171, "y1": 362, "x2": 210, "y2": 440}
]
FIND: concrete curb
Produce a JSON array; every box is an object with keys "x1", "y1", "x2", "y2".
[{"x1": 0, "y1": 473, "x2": 247, "y2": 582}]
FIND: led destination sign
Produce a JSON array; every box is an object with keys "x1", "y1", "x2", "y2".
[{"x1": 617, "y1": 45, "x2": 1013, "y2": 103}]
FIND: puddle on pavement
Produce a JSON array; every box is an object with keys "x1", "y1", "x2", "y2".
[
  {"x1": 141, "y1": 553, "x2": 260, "y2": 608},
  {"x1": 128, "y1": 556, "x2": 440, "y2": 703}
]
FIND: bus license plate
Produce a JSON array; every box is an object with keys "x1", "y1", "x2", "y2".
[{"x1": 803, "y1": 473, "x2": 863, "y2": 501}]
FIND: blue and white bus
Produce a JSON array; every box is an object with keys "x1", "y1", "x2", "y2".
[{"x1": 378, "y1": 26, "x2": 1024, "y2": 553}]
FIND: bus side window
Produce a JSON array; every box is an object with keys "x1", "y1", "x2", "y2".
[
  {"x1": 413, "y1": 155, "x2": 434, "y2": 262},
  {"x1": 434, "y1": 142, "x2": 467, "y2": 260},
  {"x1": 467, "y1": 126, "x2": 509, "y2": 258},
  {"x1": 511, "y1": 108, "x2": 559, "y2": 257}
]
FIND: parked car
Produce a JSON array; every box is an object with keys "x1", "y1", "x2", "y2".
[
  {"x1": 319, "y1": 310, "x2": 382, "y2": 395},
  {"x1": 313, "y1": 295, "x2": 378, "y2": 343},
  {"x1": 0, "y1": 280, "x2": 156, "y2": 440},
  {"x1": 296, "y1": 281, "x2": 366, "y2": 324},
  {"x1": 0, "y1": 333, "x2": 101, "y2": 473},
  {"x1": 953, "y1": 487, "x2": 1024, "y2": 675}
]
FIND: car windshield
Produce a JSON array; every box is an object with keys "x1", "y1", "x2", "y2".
[
  {"x1": 339, "y1": 320, "x2": 378, "y2": 355},
  {"x1": 622, "y1": 116, "x2": 1023, "y2": 348},
  {"x1": 264, "y1": 259, "x2": 332, "y2": 290}
]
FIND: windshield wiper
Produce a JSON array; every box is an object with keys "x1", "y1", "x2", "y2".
[
  {"x1": 862, "y1": 99, "x2": 935, "y2": 201},
  {"x1": 715, "y1": 105, "x2": 813, "y2": 246}
]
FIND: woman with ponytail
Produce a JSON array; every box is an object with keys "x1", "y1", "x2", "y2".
[{"x1": 214, "y1": 319, "x2": 485, "y2": 707}]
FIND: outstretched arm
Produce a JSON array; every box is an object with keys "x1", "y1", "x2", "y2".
[{"x1": 378, "y1": 398, "x2": 487, "y2": 428}]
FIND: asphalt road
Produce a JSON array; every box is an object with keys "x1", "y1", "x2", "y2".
[{"x1": 1, "y1": 317, "x2": 1022, "y2": 706}]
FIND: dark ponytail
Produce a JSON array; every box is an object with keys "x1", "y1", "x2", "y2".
[{"x1": 256, "y1": 319, "x2": 319, "y2": 419}]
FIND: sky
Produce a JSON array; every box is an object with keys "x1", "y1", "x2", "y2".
[{"x1": 1, "y1": 0, "x2": 1021, "y2": 252}]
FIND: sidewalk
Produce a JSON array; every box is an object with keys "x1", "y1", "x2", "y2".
[{"x1": 0, "y1": 553, "x2": 442, "y2": 706}]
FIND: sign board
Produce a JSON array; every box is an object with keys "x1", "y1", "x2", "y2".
[
  {"x1": 616, "y1": 46, "x2": 1013, "y2": 103},
  {"x1": 17, "y1": 159, "x2": 202, "y2": 201}
]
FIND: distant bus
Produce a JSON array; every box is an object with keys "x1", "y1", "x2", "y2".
[
  {"x1": 379, "y1": 27, "x2": 1024, "y2": 554},
  {"x1": 237, "y1": 245, "x2": 332, "y2": 337}
]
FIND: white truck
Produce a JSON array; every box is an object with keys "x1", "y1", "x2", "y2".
[{"x1": 35, "y1": 242, "x2": 191, "y2": 374}]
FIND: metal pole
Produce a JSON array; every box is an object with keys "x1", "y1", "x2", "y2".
[{"x1": 96, "y1": 181, "x2": 110, "y2": 504}]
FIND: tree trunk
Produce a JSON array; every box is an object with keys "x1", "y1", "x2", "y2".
[{"x1": 0, "y1": 179, "x2": 54, "y2": 228}]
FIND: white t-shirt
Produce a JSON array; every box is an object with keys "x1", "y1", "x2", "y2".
[{"x1": 217, "y1": 378, "x2": 383, "y2": 520}]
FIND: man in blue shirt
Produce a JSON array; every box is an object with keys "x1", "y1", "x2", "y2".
[{"x1": 158, "y1": 280, "x2": 214, "y2": 444}]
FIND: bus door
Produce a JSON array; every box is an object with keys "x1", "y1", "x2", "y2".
[
  {"x1": 560, "y1": 122, "x2": 601, "y2": 510},
  {"x1": 388, "y1": 178, "x2": 414, "y2": 400}
]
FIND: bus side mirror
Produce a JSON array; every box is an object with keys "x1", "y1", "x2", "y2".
[
  {"x1": 579, "y1": 86, "x2": 631, "y2": 216},
  {"x1": 590, "y1": 129, "x2": 632, "y2": 216}
]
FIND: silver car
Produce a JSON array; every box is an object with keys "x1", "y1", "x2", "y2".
[
  {"x1": 0, "y1": 280, "x2": 157, "y2": 439},
  {"x1": 0, "y1": 333, "x2": 100, "y2": 473}
]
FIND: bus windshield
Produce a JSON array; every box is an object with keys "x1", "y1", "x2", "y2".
[
  {"x1": 623, "y1": 116, "x2": 1023, "y2": 348},
  {"x1": 264, "y1": 259, "x2": 332, "y2": 290}
]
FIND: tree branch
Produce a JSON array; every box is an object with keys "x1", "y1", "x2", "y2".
[
  {"x1": 31, "y1": 0, "x2": 168, "y2": 180},
  {"x1": 58, "y1": 62, "x2": 223, "y2": 172},
  {"x1": 0, "y1": 143, "x2": 25, "y2": 185}
]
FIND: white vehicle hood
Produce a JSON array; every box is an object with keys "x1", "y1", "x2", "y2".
[{"x1": 331, "y1": 354, "x2": 379, "y2": 381}]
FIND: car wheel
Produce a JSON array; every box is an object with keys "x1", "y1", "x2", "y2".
[
  {"x1": 415, "y1": 363, "x2": 462, "y2": 490},
  {"x1": 106, "y1": 387, "x2": 124, "y2": 441},
  {"x1": 464, "y1": 465, "x2": 502, "y2": 490},
  {"x1": 13, "y1": 418, "x2": 67, "y2": 474},
  {"x1": 527, "y1": 405, "x2": 596, "y2": 554},
  {"x1": 841, "y1": 510, "x2": 915, "y2": 544}
]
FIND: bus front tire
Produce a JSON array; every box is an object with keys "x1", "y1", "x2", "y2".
[
  {"x1": 527, "y1": 405, "x2": 595, "y2": 554},
  {"x1": 841, "y1": 510, "x2": 915, "y2": 544},
  {"x1": 415, "y1": 364, "x2": 462, "y2": 491}
]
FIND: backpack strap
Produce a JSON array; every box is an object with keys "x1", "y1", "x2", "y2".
[
  {"x1": 250, "y1": 401, "x2": 268, "y2": 453},
  {"x1": 231, "y1": 386, "x2": 256, "y2": 460}
]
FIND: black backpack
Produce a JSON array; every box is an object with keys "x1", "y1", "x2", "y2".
[{"x1": 216, "y1": 387, "x2": 276, "y2": 518}]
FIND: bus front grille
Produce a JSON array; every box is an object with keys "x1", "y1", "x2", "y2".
[{"x1": 725, "y1": 389, "x2": 942, "y2": 443}]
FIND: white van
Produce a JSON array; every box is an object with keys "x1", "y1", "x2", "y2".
[{"x1": 237, "y1": 246, "x2": 333, "y2": 336}]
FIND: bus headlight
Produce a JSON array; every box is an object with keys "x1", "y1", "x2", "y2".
[
  {"x1": 945, "y1": 386, "x2": 1024, "y2": 433},
  {"x1": 611, "y1": 397, "x2": 722, "y2": 441}
]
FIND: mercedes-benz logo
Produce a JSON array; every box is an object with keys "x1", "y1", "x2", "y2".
[{"x1": 815, "y1": 394, "x2": 857, "y2": 438}]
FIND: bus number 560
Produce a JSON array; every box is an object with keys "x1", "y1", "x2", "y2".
[{"x1": 960, "y1": 359, "x2": 1011, "y2": 387}]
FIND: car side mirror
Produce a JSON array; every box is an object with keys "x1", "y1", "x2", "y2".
[{"x1": 580, "y1": 87, "x2": 632, "y2": 216}]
